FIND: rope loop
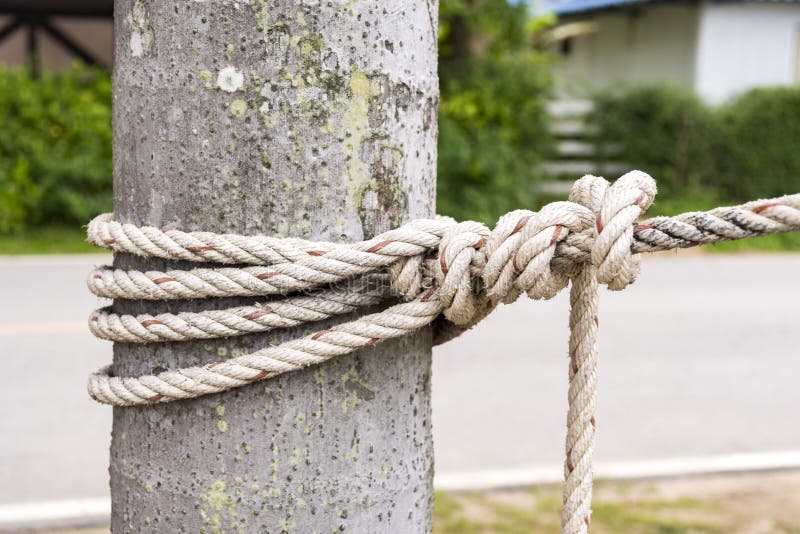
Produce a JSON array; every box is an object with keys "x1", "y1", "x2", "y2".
[{"x1": 570, "y1": 170, "x2": 657, "y2": 290}]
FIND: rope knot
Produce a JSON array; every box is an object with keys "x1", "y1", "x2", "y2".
[
  {"x1": 435, "y1": 220, "x2": 491, "y2": 325},
  {"x1": 482, "y1": 203, "x2": 594, "y2": 304},
  {"x1": 570, "y1": 170, "x2": 657, "y2": 290}
]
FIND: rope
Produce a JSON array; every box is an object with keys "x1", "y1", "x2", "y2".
[
  {"x1": 84, "y1": 170, "x2": 800, "y2": 533},
  {"x1": 564, "y1": 264, "x2": 598, "y2": 533},
  {"x1": 86, "y1": 193, "x2": 800, "y2": 304},
  {"x1": 89, "y1": 275, "x2": 394, "y2": 343}
]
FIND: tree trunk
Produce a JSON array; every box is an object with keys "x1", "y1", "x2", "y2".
[{"x1": 110, "y1": 1, "x2": 438, "y2": 532}]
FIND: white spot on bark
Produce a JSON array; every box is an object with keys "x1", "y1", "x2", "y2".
[
  {"x1": 130, "y1": 31, "x2": 144, "y2": 57},
  {"x1": 129, "y1": 0, "x2": 153, "y2": 58},
  {"x1": 217, "y1": 67, "x2": 244, "y2": 92}
]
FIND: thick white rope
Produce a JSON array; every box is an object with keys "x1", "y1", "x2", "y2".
[
  {"x1": 86, "y1": 193, "x2": 800, "y2": 304},
  {"x1": 560, "y1": 173, "x2": 655, "y2": 531},
  {"x1": 563, "y1": 264, "x2": 598, "y2": 533},
  {"x1": 89, "y1": 291, "x2": 443, "y2": 405},
  {"x1": 89, "y1": 275, "x2": 394, "y2": 343},
  {"x1": 85, "y1": 170, "x2": 800, "y2": 534}
]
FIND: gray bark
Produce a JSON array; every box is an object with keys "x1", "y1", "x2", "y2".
[{"x1": 110, "y1": 1, "x2": 438, "y2": 532}]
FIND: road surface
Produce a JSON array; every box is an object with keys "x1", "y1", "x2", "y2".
[{"x1": 0, "y1": 253, "x2": 798, "y2": 511}]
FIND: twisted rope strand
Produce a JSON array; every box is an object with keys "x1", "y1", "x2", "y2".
[
  {"x1": 88, "y1": 290, "x2": 443, "y2": 406},
  {"x1": 89, "y1": 264, "x2": 357, "y2": 300},
  {"x1": 85, "y1": 171, "x2": 800, "y2": 534},
  {"x1": 88, "y1": 194, "x2": 800, "y2": 264},
  {"x1": 632, "y1": 194, "x2": 800, "y2": 252},
  {"x1": 562, "y1": 265, "x2": 598, "y2": 534},
  {"x1": 88, "y1": 212, "x2": 447, "y2": 266},
  {"x1": 89, "y1": 275, "x2": 394, "y2": 343},
  {"x1": 87, "y1": 193, "x2": 800, "y2": 303}
]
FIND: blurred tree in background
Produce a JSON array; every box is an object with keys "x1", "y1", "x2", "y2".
[
  {"x1": 0, "y1": 0, "x2": 554, "y2": 235},
  {"x1": 591, "y1": 85, "x2": 800, "y2": 209},
  {"x1": 715, "y1": 87, "x2": 800, "y2": 201},
  {"x1": 1, "y1": 2, "x2": 799, "y2": 246},
  {"x1": 437, "y1": 0, "x2": 553, "y2": 223},
  {"x1": 0, "y1": 65, "x2": 111, "y2": 233},
  {"x1": 591, "y1": 86, "x2": 716, "y2": 200}
]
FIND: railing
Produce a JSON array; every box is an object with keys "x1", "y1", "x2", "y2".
[{"x1": 537, "y1": 99, "x2": 629, "y2": 195}]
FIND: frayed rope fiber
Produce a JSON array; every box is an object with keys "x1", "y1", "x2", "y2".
[{"x1": 85, "y1": 171, "x2": 800, "y2": 533}]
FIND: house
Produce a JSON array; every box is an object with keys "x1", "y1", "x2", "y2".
[{"x1": 541, "y1": 0, "x2": 800, "y2": 103}]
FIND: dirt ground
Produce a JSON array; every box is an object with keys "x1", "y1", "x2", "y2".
[
  {"x1": 15, "y1": 469, "x2": 800, "y2": 534},
  {"x1": 435, "y1": 469, "x2": 800, "y2": 534}
]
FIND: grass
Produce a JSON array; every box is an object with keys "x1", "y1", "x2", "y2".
[
  {"x1": 432, "y1": 487, "x2": 719, "y2": 534},
  {"x1": 686, "y1": 231, "x2": 800, "y2": 253},
  {"x1": 0, "y1": 225, "x2": 97, "y2": 254},
  {"x1": 432, "y1": 471, "x2": 800, "y2": 534}
]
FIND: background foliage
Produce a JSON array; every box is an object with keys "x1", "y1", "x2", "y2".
[
  {"x1": 0, "y1": 65, "x2": 111, "y2": 233},
  {"x1": 591, "y1": 86, "x2": 715, "y2": 199},
  {"x1": 714, "y1": 87, "x2": 800, "y2": 201},
  {"x1": 1, "y1": 2, "x2": 799, "y2": 251},
  {"x1": 438, "y1": 53, "x2": 552, "y2": 223},
  {"x1": 0, "y1": 0, "x2": 553, "y2": 234},
  {"x1": 591, "y1": 85, "x2": 800, "y2": 205},
  {"x1": 437, "y1": 0, "x2": 553, "y2": 223}
]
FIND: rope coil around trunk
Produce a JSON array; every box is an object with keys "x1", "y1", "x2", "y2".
[{"x1": 85, "y1": 170, "x2": 800, "y2": 534}]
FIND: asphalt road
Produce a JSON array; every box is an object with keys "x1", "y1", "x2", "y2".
[{"x1": 1, "y1": 253, "x2": 799, "y2": 506}]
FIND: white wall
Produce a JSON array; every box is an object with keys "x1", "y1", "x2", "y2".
[
  {"x1": 695, "y1": 2, "x2": 800, "y2": 104},
  {"x1": 553, "y1": 4, "x2": 700, "y2": 97}
]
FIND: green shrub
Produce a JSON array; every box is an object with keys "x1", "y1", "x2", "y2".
[
  {"x1": 438, "y1": 52, "x2": 553, "y2": 224},
  {"x1": 437, "y1": 0, "x2": 554, "y2": 224},
  {"x1": 0, "y1": 64, "x2": 111, "y2": 233},
  {"x1": 0, "y1": 157, "x2": 40, "y2": 233},
  {"x1": 591, "y1": 85, "x2": 800, "y2": 207},
  {"x1": 591, "y1": 85, "x2": 715, "y2": 199},
  {"x1": 714, "y1": 87, "x2": 800, "y2": 201}
]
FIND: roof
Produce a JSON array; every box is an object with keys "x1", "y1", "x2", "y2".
[
  {"x1": 544, "y1": 0, "x2": 652, "y2": 15},
  {"x1": 543, "y1": 0, "x2": 800, "y2": 16}
]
